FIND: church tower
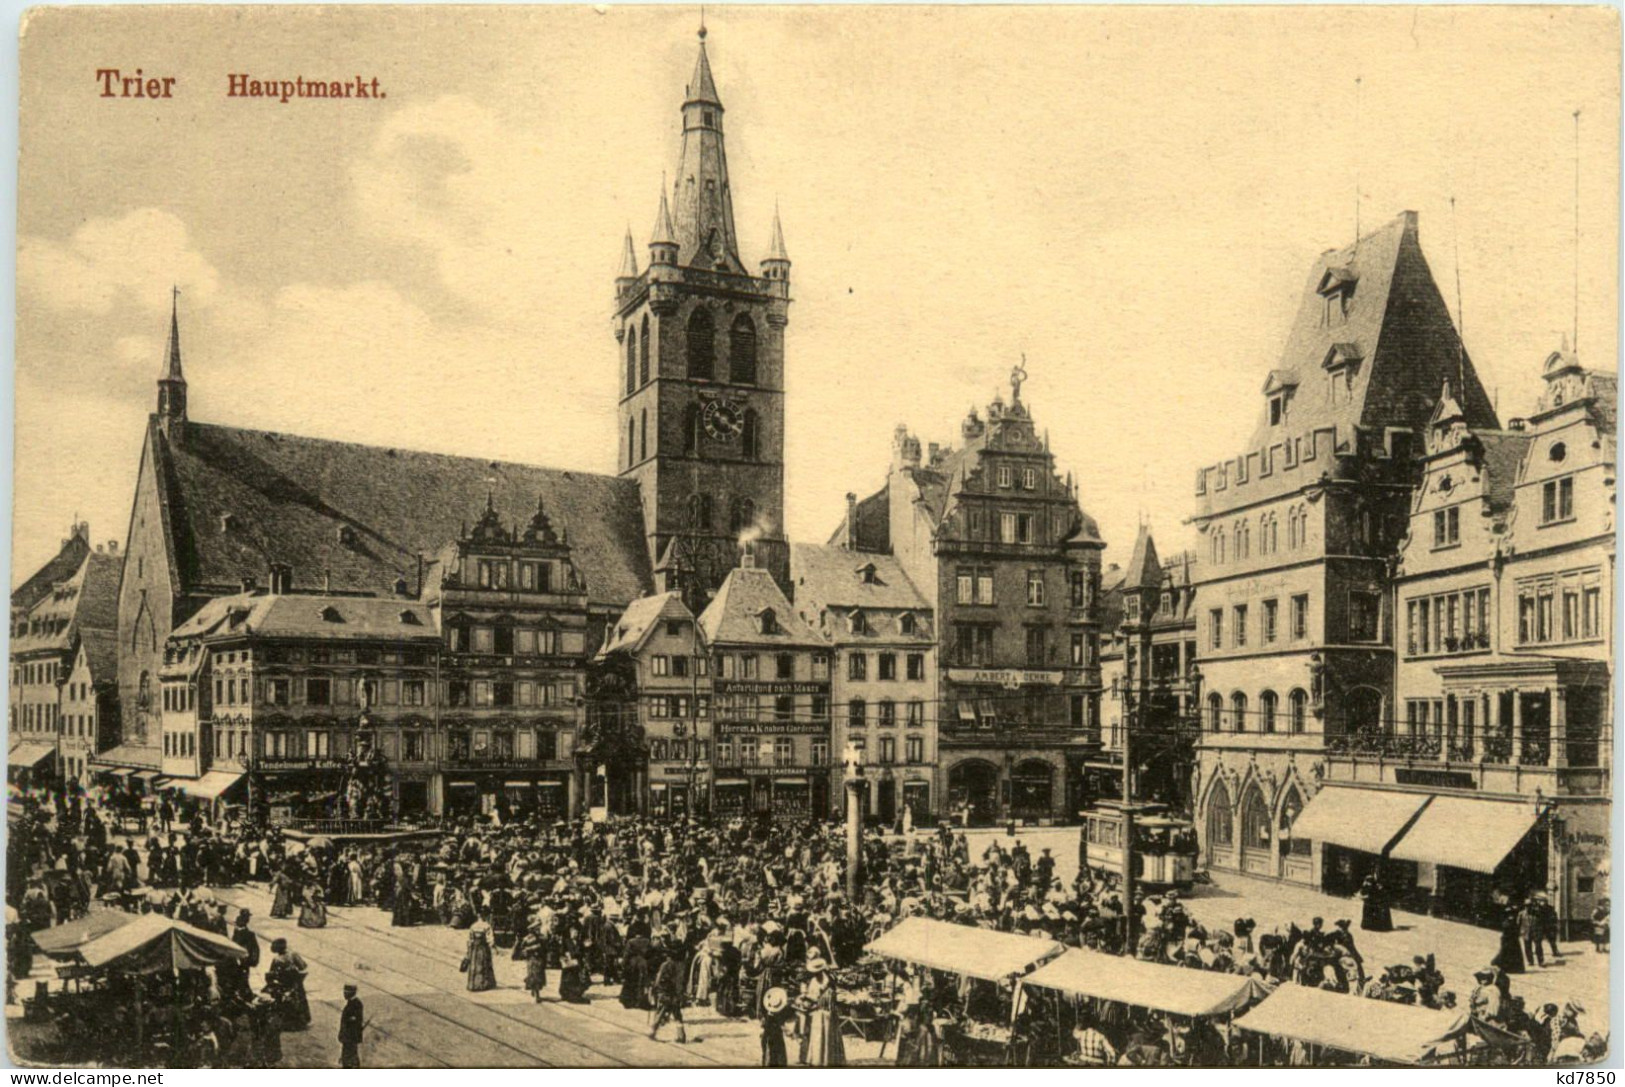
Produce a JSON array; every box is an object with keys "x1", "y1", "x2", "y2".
[
  {"x1": 615, "y1": 24, "x2": 791, "y2": 611},
  {"x1": 157, "y1": 288, "x2": 187, "y2": 438}
]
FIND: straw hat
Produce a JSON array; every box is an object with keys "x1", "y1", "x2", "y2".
[
  {"x1": 806, "y1": 955, "x2": 829, "y2": 973},
  {"x1": 763, "y1": 987, "x2": 789, "y2": 1014}
]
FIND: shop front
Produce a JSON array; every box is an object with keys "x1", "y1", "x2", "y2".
[
  {"x1": 714, "y1": 776, "x2": 751, "y2": 819},
  {"x1": 440, "y1": 763, "x2": 575, "y2": 821},
  {"x1": 648, "y1": 763, "x2": 708, "y2": 819},
  {"x1": 1387, "y1": 793, "x2": 1551, "y2": 929},
  {"x1": 256, "y1": 756, "x2": 349, "y2": 825},
  {"x1": 8, "y1": 742, "x2": 57, "y2": 788},
  {"x1": 738, "y1": 769, "x2": 823, "y2": 823}
]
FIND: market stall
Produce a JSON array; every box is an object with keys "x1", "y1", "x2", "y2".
[
  {"x1": 1232, "y1": 983, "x2": 1465, "y2": 1066},
  {"x1": 864, "y1": 917, "x2": 1064, "y2": 1065},
  {"x1": 1021, "y1": 947, "x2": 1271, "y2": 1019}
]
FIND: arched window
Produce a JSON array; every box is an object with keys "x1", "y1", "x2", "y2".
[
  {"x1": 640, "y1": 408, "x2": 648, "y2": 461},
  {"x1": 742, "y1": 409, "x2": 760, "y2": 460},
  {"x1": 1241, "y1": 785, "x2": 1271, "y2": 852},
  {"x1": 1213, "y1": 533, "x2": 1226, "y2": 565},
  {"x1": 625, "y1": 326, "x2": 638, "y2": 395},
  {"x1": 137, "y1": 670, "x2": 151, "y2": 713},
  {"x1": 684, "y1": 404, "x2": 701, "y2": 455},
  {"x1": 686, "y1": 308, "x2": 715, "y2": 380},
  {"x1": 1289, "y1": 688, "x2": 1308, "y2": 734},
  {"x1": 1207, "y1": 692, "x2": 1224, "y2": 732},
  {"x1": 1206, "y1": 779, "x2": 1233, "y2": 847},
  {"x1": 639, "y1": 314, "x2": 651, "y2": 386},
  {"x1": 627, "y1": 417, "x2": 636, "y2": 467},
  {"x1": 729, "y1": 314, "x2": 758, "y2": 384},
  {"x1": 1231, "y1": 691, "x2": 1248, "y2": 733},
  {"x1": 1260, "y1": 690, "x2": 1278, "y2": 734}
]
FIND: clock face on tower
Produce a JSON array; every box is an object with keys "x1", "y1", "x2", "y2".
[{"x1": 702, "y1": 399, "x2": 743, "y2": 441}]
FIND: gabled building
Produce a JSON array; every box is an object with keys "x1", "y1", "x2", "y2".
[
  {"x1": 9, "y1": 527, "x2": 121, "y2": 785},
  {"x1": 60, "y1": 629, "x2": 118, "y2": 784},
  {"x1": 1094, "y1": 528, "x2": 1200, "y2": 813},
  {"x1": 1320, "y1": 348, "x2": 1615, "y2": 934},
  {"x1": 831, "y1": 367, "x2": 1106, "y2": 826},
  {"x1": 792, "y1": 542, "x2": 936, "y2": 824},
  {"x1": 700, "y1": 550, "x2": 832, "y2": 820},
  {"x1": 1191, "y1": 210, "x2": 1498, "y2": 885},
  {"x1": 596, "y1": 591, "x2": 713, "y2": 818}
]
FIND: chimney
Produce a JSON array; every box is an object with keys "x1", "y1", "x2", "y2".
[
  {"x1": 107, "y1": 541, "x2": 118, "y2": 554},
  {"x1": 240, "y1": 576, "x2": 256, "y2": 594},
  {"x1": 268, "y1": 563, "x2": 292, "y2": 595},
  {"x1": 741, "y1": 540, "x2": 757, "y2": 569},
  {"x1": 845, "y1": 493, "x2": 858, "y2": 551}
]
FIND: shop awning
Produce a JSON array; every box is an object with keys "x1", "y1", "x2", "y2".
[
  {"x1": 865, "y1": 917, "x2": 1063, "y2": 982},
  {"x1": 536, "y1": 781, "x2": 564, "y2": 789},
  {"x1": 714, "y1": 778, "x2": 748, "y2": 787},
  {"x1": 131, "y1": 770, "x2": 162, "y2": 784},
  {"x1": 957, "y1": 702, "x2": 977, "y2": 722},
  {"x1": 8, "y1": 744, "x2": 55, "y2": 769},
  {"x1": 1234, "y1": 983, "x2": 1463, "y2": 1065},
  {"x1": 1289, "y1": 786, "x2": 1430, "y2": 856},
  {"x1": 447, "y1": 781, "x2": 478, "y2": 789},
  {"x1": 171, "y1": 771, "x2": 245, "y2": 801},
  {"x1": 33, "y1": 908, "x2": 135, "y2": 957},
  {"x1": 1388, "y1": 795, "x2": 1539, "y2": 874},
  {"x1": 1022, "y1": 948, "x2": 1271, "y2": 1019},
  {"x1": 79, "y1": 914, "x2": 247, "y2": 974},
  {"x1": 504, "y1": 780, "x2": 533, "y2": 789}
]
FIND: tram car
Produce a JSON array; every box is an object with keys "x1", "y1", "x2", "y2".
[{"x1": 1078, "y1": 802, "x2": 1198, "y2": 891}]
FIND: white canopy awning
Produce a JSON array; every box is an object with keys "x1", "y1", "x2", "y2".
[
  {"x1": 1289, "y1": 786, "x2": 1430, "y2": 856},
  {"x1": 7, "y1": 743, "x2": 55, "y2": 769},
  {"x1": 1022, "y1": 947, "x2": 1271, "y2": 1018},
  {"x1": 170, "y1": 771, "x2": 245, "y2": 801},
  {"x1": 1235, "y1": 983, "x2": 1463, "y2": 1065},
  {"x1": 1388, "y1": 795, "x2": 1539, "y2": 874},
  {"x1": 865, "y1": 917, "x2": 1062, "y2": 982}
]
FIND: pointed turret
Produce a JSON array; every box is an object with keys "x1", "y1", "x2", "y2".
[
  {"x1": 671, "y1": 26, "x2": 743, "y2": 273},
  {"x1": 1124, "y1": 524, "x2": 1162, "y2": 592},
  {"x1": 617, "y1": 228, "x2": 639, "y2": 279},
  {"x1": 157, "y1": 286, "x2": 187, "y2": 436},
  {"x1": 649, "y1": 186, "x2": 679, "y2": 267},
  {"x1": 761, "y1": 204, "x2": 791, "y2": 282}
]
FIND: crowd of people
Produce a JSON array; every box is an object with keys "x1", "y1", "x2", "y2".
[{"x1": 4, "y1": 780, "x2": 1611, "y2": 1067}]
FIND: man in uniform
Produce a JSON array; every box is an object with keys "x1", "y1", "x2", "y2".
[{"x1": 338, "y1": 983, "x2": 364, "y2": 1067}]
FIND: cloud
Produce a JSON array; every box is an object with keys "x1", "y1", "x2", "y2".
[{"x1": 18, "y1": 208, "x2": 221, "y2": 316}]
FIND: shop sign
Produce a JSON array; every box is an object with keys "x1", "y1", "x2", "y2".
[
  {"x1": 1394, "y1": 768, "x2": 1477, "y2": 790},
  {"x1": 714, "y1": 680, "x2": 828, "y2": 695},
  {"x1": 258, "y1": 757, "x2": 345, "y2": 771},
  {"x1": 717, "y1": 720, "x2": 826, "y2": 735},
  {"x1": 1563, "y1": 831, "x2": 1608, "y2": 848},
  {"x1": 945, "y1": 668, "x2": 1064, "y2": 688},
  {"x1": 447, "y1": 758, "x2": 550, "y2": 771},
  {"x1": 658, "y1": 764, "x2": 708, "y2": 776}
]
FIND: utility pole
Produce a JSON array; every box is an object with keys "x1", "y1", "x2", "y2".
[{"x1": 1121, "y1": 591, "x2": 1153, "y2": 956}]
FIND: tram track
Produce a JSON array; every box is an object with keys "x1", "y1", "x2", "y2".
[{"x1": 219, "y1": 886, "x2": 728, "y2": 1067}]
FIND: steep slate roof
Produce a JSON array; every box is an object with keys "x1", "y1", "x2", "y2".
[
  {"x1": 1256, "y1": 212, "x2": 1497, "y2": 446},
  {"x1": 698, "y1": 564, "x2": 827, "y2": 648},
  {"x1": 791, "y1": 543, "x2": 930, "y2": 612},
  {"x1": 157, "y1": 421, "x2": 652, "y2": 609},
  {"x1": 11, "y1": 531, "x2": 90, "y2": 611},
  {"x1": 1122, "y1": 526, "x2": 1162, "y2": 591},
  {"x1": 599, "y1": 591, "x2": 691, "y2": 657},
  {"x1": 13, "y1": 549, "x2": 122, "y2": 657},
  {"x1": 78, "y1": 629, "x2": 118, "y2": 685},
  {"x1": 1477, "y1": 432, "x2": 1535, "y2": 516},
  {"x1": 171, "y1": 591, "x2": 440, "y2": 642}
]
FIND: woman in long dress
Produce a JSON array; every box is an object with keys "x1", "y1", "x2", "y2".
[
  {"x1": 690, "y1": 925, "x2": 722, "y2": 1005},
  {"x1": 760, "y1": 988, "x2": 792, "y2": 1067},
  {"x1": 620, "y1": 933, "x2": 652, "y2": 1009},
  {"x1": 465, "y1": 917, "x2": 498, "y2": 992},
  {"x1": 798, "y1": 956, "x2": 844, "y2": 1067},
  {"x1": 269, "y1": 867, "x2": 296, "y2": 920},
  {"x1": 1358, "y1": 875, "x2": 1393, "y2": 932},
  {"x1": 557, "y1": 933, "x2": 591, "y2": 1004},
  {"x1": 520, "y1": 930, "x2": 548, "y2": 1002},
  {"x1": 1494, "y1": 903, "x2": 1527, "y2": 974},
  {"x1": 297, "y1": 884, "x2": 327, "y2": 929}
]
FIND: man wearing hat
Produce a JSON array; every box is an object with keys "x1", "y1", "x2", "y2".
[
  {"x1": 338, "y1": 984, "x2": 365, "y2": 1067},
  {"x1": 220, "y1": 908, "x2": 259, "y2": 1002}
]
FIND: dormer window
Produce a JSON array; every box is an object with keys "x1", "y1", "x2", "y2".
[
  {"x1": 1318, "y1": 267, "x2": 1357, "y2": 327},
  {"x1": 759, "y1": 608, "x2": 778, "y2": 635},
  {"x1": 850, "y1": 610, "x2": 869, "y2": 635},
  {"x1": 856, "y1": 562, "x2": 880, "y2": 586},
  {"x1": 319, "y1": 605, "x2": 345, "y2": 624},
  {"x1": 1269, "y1": 395, "x2": 1286, "y2": 426},
  {"x1": 400, "y1": 610, "x2": 422, "y2": 626},
  {"x1": 899, "y1": 613, "x2": 917, "y2": 636},
  {"x1": 336, "y1": 525, "x2": 357, "y2": 548}
]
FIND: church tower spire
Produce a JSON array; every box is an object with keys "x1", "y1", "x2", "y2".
[
  {"x1": 672, "y1": 24, "x2": 742, "y2": 272},
  {"x1": 157, "y1": 286, "x2": 187, "y2": 436}
]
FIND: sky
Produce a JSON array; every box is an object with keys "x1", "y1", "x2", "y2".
[{"x1": 13, "y1": 4, "x2": 1620, "y2": 585}]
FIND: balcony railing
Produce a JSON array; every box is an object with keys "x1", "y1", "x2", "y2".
[{"x1": 1326, "y1": 732, "x2": 1578, "y2": 769}]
